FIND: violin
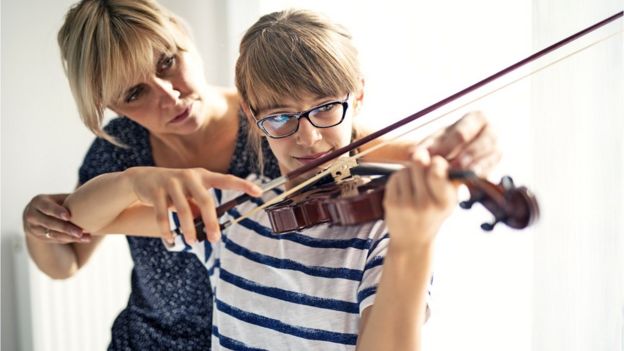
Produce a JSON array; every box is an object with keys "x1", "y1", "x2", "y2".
[
  {"x1": 264, "y1": 165, "x2": 539, "y2": 234},
  {"x1": 191, "y1": 11, "x2": 621, "y2": 240}
]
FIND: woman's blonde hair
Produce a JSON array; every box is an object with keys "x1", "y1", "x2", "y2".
[
  {"x1": 235, "y1": 9, "x2": 363, "y2": 170},
  {"x1": 58, "y1": 0, "x2": 189, "y2": 143}
]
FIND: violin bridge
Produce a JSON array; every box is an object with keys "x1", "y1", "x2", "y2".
[{"x1": 329, "y1": 157, "x2": 358, "y2": 182}]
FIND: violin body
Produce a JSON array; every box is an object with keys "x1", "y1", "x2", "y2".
[
  {"x1": 266, "y1": 176, "x2": 387, "y2": 233},
  {"x1": 265, "y1": 166, "x2": 539, "y2": 234}
]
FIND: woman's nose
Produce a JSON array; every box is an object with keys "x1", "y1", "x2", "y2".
[
  {"x1": 154, "y1": 77, "x2": 180, "y2": 109},
  {"x1": 295, "y1": 117, "x2": 322, "y2": 146}
]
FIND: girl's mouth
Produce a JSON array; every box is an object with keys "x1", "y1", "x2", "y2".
[{"x1": 294, "y1": 150, "x2": 333, "y2": 164}]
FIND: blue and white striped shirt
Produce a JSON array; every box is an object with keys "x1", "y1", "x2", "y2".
[{"x1": 168, "y1": 175, "x2": 391, "y2": 350}]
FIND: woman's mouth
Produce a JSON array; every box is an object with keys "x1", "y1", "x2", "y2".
[{"x1": 169, "y1": 106, "x2": 191, "y2": 124}]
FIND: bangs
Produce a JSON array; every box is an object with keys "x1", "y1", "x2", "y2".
[
  {"x1": 237, "y1": 19, "x2": 361, "y2": 112},
  {"x1": 97, "y1": 15, "x2": 186, "y2": 106}
]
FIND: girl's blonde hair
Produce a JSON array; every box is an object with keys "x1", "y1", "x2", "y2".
[
  {"x1": 235, "y1": 9, "x2": 363, "y2": 171},
  {"x1": 58, "y1": 0, "x2": 189, "y2": 143}
]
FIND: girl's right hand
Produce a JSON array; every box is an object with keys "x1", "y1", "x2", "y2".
[
  {"x1": 125, "y1": 167, "x2": 263, "y2": 244},
  {"x1": 23, "y1": 194, "x2": 88, "y2": 244}
]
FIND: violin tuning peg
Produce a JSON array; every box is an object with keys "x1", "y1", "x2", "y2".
[
  {"x1": 480, "y1": 218, "x2": 501, "y2": 231},
  {"x1": 500, "y1": 176, "x2": 515, "y2": 190},
  {"x1": 460, "y1": 199, "x2": 475, "y2": 209}
]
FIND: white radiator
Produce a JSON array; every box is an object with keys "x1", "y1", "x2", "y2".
[{"x1": 15, "y1": 235, "x2": 132, "y2": 351}]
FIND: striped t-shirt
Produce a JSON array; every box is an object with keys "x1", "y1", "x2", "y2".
[{"x1": 168, "y1": 175, "x2": 390, "y2": 350}]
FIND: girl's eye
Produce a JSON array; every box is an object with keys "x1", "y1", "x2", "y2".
[
  {"x1": 157, "y1": 55, "x2": 176, "y2": 75},
  {"x1": 317, "y1": 103, "x2": 336, "y2": 112},
  {"x1": 269, "y1": 114, "x2": 293, "y2": 125},
  {"x1": 124, "y1": 85, "x2": 144, "y2": 103}
]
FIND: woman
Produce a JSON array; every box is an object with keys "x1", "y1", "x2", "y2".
[{"x1": 21, "y1": 0, "x2": 499, "y2": 349}]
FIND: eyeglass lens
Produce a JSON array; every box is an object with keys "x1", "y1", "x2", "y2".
[{"x1": 261, "y1": 102, "x2": 345, "y2": 137}]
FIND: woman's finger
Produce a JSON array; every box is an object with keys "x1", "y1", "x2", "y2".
[
  {"x1": 40, "y1": 194, "x2": 72, "y2": 219},
  {"x1": 202, "y1": 172, "x2": 262, "y2": 197},
  {"x1": 152, "y1": 188, "x2": 175, "y2": 244},
  {"x1": 186, "y1": 178, "x2": 220, "y2": 242},
  {"x1": 167, "y1": 180, "x2": 197, "y2": 244}
]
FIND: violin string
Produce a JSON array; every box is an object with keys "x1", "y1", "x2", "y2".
[
  {"x1": 353, "y1": 29, "x2": 623, "y2": 163},
  {"x1": 221, "y1": 29, "x2": 622, "y2": 232},
  {"x1": 219, "y1": 163, "x2": 337, "y2": 230}
]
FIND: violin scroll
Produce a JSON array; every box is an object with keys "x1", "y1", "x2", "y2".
[{"x1": 450, "y1": 170, "x2": 539, "y2": 231}]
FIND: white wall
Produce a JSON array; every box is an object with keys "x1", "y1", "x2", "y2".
[
  {"x1": 2, "y1": 1, "x2": 92, "y2": 350},
  {"x1": 2, "y1": 0, "x2": 622, "y2": 350},
  {"x1": 531, "y1": 1, "x2": 623, "y2": 350}
]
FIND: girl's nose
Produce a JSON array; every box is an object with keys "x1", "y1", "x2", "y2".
[{"x1": 295, "y1": 117, "x2": 322, "y2": 146}]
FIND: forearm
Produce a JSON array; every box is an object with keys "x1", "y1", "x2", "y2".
[
  {"x1": 357, "y1": 242, "x2": 434, "y2": 351},
  {"x1": 358, "y1": 134, "x2": 415, "y2": 162},
  {"x1": 63, "y1": 170, "x2": 139, "y2": 234},
  {"x1": 25, "y1": 235, "x2": 103, "y2": 279}
]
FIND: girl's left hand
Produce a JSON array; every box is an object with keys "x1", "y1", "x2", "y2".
[{"x1": 382, "y1": 152, "x2": 458, "y2": 247}]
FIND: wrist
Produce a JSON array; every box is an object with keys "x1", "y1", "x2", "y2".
[
  {"x1": 387, "y1": 240, "x2": 435, "y2": 262},
  {"x1": 121, "y1": 167, "x2": 143, "y2": 199}
]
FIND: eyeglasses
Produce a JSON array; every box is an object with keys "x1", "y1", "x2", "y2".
[{"x1": 253, "y1": 94, "x2": 350, "y2": 139}]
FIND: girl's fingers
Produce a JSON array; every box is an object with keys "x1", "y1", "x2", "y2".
[
  {"x1": 408, "y1": 160, "x2": 429, "y2": 208},
  {"x1": 426, "y1": 156, "x2": 455, "y2": 207}
]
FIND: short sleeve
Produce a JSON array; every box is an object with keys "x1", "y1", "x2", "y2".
[
  {"x1": 356, "y1": 225, "x2": 433, "y2": 319},
  {"x1": 357, "y1": 223, "x2": 390, "y2": 315},
  {"x1": 165, "y1": 209, "x2": 214, "y2": 265},
  {"x1": 78, "y1": 117, "x2": 152, "y2": 184}
]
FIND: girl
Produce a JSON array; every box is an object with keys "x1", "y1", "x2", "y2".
[{"x1": 64, "y1": 9, "x2": 461, "y2": 351}]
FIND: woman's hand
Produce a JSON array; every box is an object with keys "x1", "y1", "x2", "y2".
[
  {"x1": 383, "y1": 152, "x2": 457, "y2": 247},
  {"x1": 125, "y1": 167, "x2": 262, "y2": 244},
  {"x1": 419, "y1": 111, "x2": 500, "y2": 176},
  {"x1": 23, "y1": 194, "x2": 88, "y2": 244}
]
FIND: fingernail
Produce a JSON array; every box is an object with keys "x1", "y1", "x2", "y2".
[
  {"x1": 61, "y1": 213, "x2": 70, "y2": 221},
  {"x1": 79, "y1": 236, "x2": 91, "y2": 243},
  {"x1": 253, "y1": 185, "x2": 262, "y2": 196},
  {"x1": 70, "y1": 229, "x2": 82, "y2": 238},
  {"x1": 459, "y1": 155, "x2": 472, "y2": 168}
]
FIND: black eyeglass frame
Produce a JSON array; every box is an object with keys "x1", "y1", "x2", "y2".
[{"x1": 252, "y1": 94, "x2": 350, "y2": 139}]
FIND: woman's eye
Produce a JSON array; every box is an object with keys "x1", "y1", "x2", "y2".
[
  {"x1": 157, "y1": 55, "x2": 176, "y2": 75},
  {"x1": 125, "y1": 85, "x2": 144, "y2": 103}
]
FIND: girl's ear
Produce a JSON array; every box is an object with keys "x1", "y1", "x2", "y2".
[
  {"x1": 241, "y1": 102, "x2": 253, "y2": 119},
  {"x1": 241, "y1": 102, "x2": 266, "y2": 138},
  {"x1": 353, "y1": 78, "x2": 365, "y2": 114}
]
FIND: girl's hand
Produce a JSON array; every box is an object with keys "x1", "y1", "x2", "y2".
[
  {"x1": 383, "y1": 152, "x2": 458, "y2": 247},
  {"x1": 417, "y1": 111, "x2": 501, "y2": 177},
  {"x1": 125, "y1": 167, "x2": 262, "y2": 243},
  {"x1": 23, "y1": 194, "x2": 88, "y2": 244}
]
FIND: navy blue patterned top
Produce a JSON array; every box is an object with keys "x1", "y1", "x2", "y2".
[{"x1": 79, "y1": 114, "x2": 280, "y2": 351}]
